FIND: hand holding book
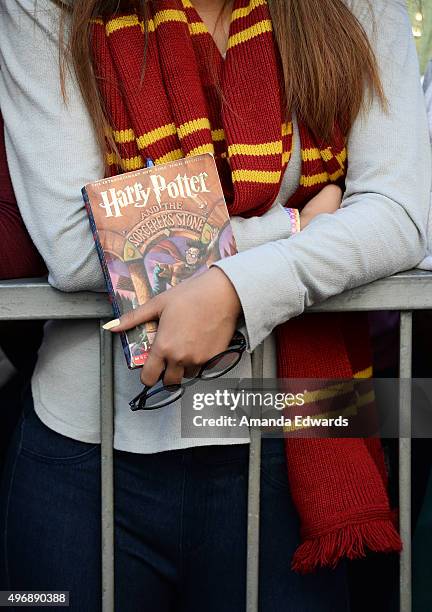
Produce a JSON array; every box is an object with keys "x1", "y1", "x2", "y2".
[
  {"x1": 102, "y1": 183, "x2": 343, "y2": 389},
  {"x1": 86, "y1": 153, "x2": 343, "y2": 390},
  {"x1": 103, "y1": 266, "x2": 241, "y2": 387}
]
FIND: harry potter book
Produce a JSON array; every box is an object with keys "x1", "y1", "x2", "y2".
[{"x1": 82, "y1": 154, "x2": 237, "y2": 369}]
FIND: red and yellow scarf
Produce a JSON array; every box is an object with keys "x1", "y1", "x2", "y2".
[{"x1": 91, "y1": 0, "x2": 401, "y2": 572}]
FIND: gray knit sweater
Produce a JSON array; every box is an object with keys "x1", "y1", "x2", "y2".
[{"x1": 0, "y1": 0, "x2": 430, "y2": 452}]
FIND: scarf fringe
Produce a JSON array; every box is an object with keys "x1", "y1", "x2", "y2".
[{"x1": 292, "y1": 520, "x2": 403, "y2": 574}]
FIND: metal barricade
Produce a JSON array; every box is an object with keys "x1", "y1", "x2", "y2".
[{"x1": 1, "y1": 269, "x2": 431, "y2": 612}]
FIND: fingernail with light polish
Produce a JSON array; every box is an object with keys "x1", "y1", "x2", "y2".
[{"x1": 102, "y1": 319, "x2": 120, "y2": 330}]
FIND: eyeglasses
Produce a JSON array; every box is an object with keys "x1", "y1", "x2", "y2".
[{"x1": 129, "y1": 332, "x2": 247, "y2": 411}]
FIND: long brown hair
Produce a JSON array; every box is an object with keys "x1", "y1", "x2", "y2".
[{"x1": 59, "y1": 0, "x2": 384, "y2": 153}]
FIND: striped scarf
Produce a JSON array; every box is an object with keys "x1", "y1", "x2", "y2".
[{"x1": 91, "y1": 0, "x2": 401, "y2": 573}]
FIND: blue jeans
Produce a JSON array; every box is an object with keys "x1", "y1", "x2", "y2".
[{"x1": 0, "y1": 394, "x2": 350, "y2": 611}]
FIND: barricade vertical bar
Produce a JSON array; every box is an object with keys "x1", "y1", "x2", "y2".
[
  {"x1": 246, "y1": 344, "x2": 264, "y2": 612},
  {"x1": 399, "y1": 312, "x2": 412, "y2": 612},
  {"x1": 100, "y1": 324, "x2": 115, "y2": 612}
]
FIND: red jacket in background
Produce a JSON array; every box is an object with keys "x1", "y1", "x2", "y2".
[{"x1": 0, "y1": 112, "x2": 47, "y2": 279}]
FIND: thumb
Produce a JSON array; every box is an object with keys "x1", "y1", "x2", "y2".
[{"x1": 102, "y1": 294, "x2": 164, "y2": 332}]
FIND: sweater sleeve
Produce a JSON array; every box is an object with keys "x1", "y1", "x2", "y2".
[
  {"x1": 214, "y1": 0, "x2": 431, "y2": 351},
  {"x1": 0, "y1": 112, "x2": 47, "y2": 280},
  {"x1": 0, "y1": 0, "x2": 106, "y2": 292},
  {"x1": 230, "y1": 204, "x2": 297, "y2": 252}
]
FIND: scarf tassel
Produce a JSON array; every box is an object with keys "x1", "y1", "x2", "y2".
[{"x1": 292, "y1": 519, "x2": 403, "y2": 574}]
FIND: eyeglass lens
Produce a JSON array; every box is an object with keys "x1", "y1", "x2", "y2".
[
  {"x1": 200, "y1": 350, "x2": 242, "y2": 379},
  {"x1": 139, "y1": 384, "x2": 183, "y2": 409}
]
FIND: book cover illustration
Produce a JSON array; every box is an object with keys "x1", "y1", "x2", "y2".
[{"x1": 83, "y1": 154, "x2": 237, "y2": 369}]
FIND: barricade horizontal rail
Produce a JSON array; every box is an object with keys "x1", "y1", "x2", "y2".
[
  {"x1": 1, "y1": 270, "x2": 432, "y2": 319},
  {"x1": 1, "y1": 268, "x2": 431, "y2": 612}
]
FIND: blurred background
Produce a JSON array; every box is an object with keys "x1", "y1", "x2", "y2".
[{"x1": 408, "y1": 0, "x2": 432, "y2": 73}]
